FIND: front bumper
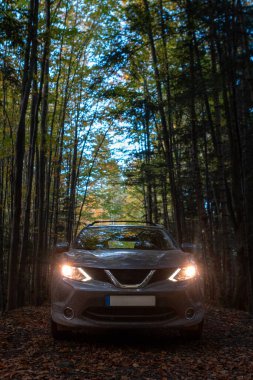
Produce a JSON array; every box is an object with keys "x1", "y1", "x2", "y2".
[{"x1": 51, "y1": 274, "x2": 204, "y2": 330}]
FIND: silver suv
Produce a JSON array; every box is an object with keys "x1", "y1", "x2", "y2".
[{"x1": 51, "y1": 221, "x2": 204, "y2": 339}]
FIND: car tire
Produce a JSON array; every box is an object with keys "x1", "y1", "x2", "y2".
[
  {"x1": 179, "y1": 320, "x2": 204, "y2": 340},
  {"x1": 50, "y1": 318, "x2": 69, "y2": 340}
]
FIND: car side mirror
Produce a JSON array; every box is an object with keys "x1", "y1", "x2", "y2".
[
  {"x1": 54, "y1": 242, "x2": 70, "y2": 254},
  {"x1": 181, "y1": 242, "x2": 201, "y2": 254}
]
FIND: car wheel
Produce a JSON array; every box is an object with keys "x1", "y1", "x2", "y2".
[
  {"x1": 50, "y1": 318, "x2": 69, "y2": 340},
  {"x1": 179, "y1": 320, "x2": 204, "y2": 340}
]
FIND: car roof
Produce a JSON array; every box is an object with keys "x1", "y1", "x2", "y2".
[
  {"x1": 85, "y1": 221, "x2": 165, "y2": 229},
  {"x1": 88, "y1": 225, "x2": 164, "y2": 230}
]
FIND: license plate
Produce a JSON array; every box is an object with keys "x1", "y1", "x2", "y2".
[{"x1": 105, "y1": 295, "x2": 156, "y2": 307}]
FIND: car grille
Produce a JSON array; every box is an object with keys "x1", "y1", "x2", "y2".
[
  {"x1": 107, "y1": 269, "x2": 151, "y2": 285},
  {"x1": 83, "y1": 306, "x2": 176, "y2": 322},
  {"x1": 84, "y1": 268, "x2": 176, "y2": 286}
]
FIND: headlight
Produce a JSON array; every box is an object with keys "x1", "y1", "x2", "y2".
[
  {"x1": 61, "y1": 265, "x2": 92, "y2": 282},
  {"x1": 169, "y1": 265, "x2": 197, "y2": 282}
]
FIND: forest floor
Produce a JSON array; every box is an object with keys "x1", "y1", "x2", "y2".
[{"x1": 0, "y1": 305, "x2": 252, "y2": 380}]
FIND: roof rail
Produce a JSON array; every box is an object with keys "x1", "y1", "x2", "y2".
[{"x1": 86, "y1": 220, "x2": 157, "y2": 227}]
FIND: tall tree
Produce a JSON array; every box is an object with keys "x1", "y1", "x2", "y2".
[{"x1": 7, "y1": 0, "x2": 39, "y2": 310}]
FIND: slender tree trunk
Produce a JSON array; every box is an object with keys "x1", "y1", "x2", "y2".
[
  {"x1": 207, "y1": 20, "x2": 233, "y2": 302},
  {"x1": 75, "y1": 131, "x2": 109, "y2": 232},
  {"x1": 142, "y1": 0, "x2": 182, "y2": 242},
  {"x1": 52, "y1": 41, "x2": 77, "y2": 244},
  {"x1": 7, "y1": 0, "x2": 39, "y2": 310},
  {"x1": 143, "y1": 79, "x2": 153, "y2": 223},
  {"x1": 66, "y1": 117, "x2": 79, "y2": 243},
  {"x1": 186, "y1": 0, "x2": 219, "y2": 301},
  {"x1": 233, "y1": 0, "x2": 253, "y2": 310},
  {"x1": 0, "y1": 161, "x2": 5, "y2": 311},
  {"x1": 34, "y1": 0, "x2": 51, "y2": 304},
  {"x1": 219, "y1": 0, "x2": 251, "y2": 309},
  {"x1": 46, "y1": 5, "x2": 69, "y2": 244},
  {"x1": 18, "y1": 26, "x2": 39, "y2": 307}
]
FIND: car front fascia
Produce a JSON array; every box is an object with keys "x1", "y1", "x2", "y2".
[{"x1": 51, "y1": 268, "x2": 204, "y2": 330}]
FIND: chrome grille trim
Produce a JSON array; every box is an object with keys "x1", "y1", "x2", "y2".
[{"x1": 105, "y1": 269, "x2": 156, "y2": 288}]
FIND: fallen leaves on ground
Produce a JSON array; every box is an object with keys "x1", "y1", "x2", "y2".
[{"x1": 0, "y1": 305, "x2": 253, "y2": 379}]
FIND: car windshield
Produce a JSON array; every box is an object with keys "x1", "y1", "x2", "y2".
[{"x1": 74, "y1": 226, "x2": 176, "y2": 251}]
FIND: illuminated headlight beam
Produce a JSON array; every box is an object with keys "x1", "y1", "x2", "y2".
[
  {"x1": 169, "y1": 265, "x2": 197, "y2": 282},
  {"x1": 61, "y1": 264, "x2": 92, "y2": 282}
]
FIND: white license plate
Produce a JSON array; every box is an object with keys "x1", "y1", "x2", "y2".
[{"x1": 105, "y1": 295, "x2": 156, "y2": 307}]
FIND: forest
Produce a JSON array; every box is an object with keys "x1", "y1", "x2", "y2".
[{"x1": 0, "y1": 0, "x2": 252, "y2": 312}]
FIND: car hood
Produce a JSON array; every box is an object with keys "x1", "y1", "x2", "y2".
[{"x1": 64, "y1": 248, "x2": 191, "y2": 269}]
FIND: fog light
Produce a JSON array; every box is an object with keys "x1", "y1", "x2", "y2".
[
  {"x1": 185, "y1": 307, "x2": 195, "y2": 320},
  {"x1": 64, "y1": 307, "x2": 74, "y2": 319}
]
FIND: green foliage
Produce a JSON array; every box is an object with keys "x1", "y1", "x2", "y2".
[{"x1": 0, "y1": 4, "x2": 25, "y2": 47}]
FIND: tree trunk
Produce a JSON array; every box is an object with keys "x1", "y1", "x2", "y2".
[
  {"x1": 7, "y1": 0, "x2": 39, "y2": 310},
  {"x1": 18, "y1": 24, "x2": 40, "y2": 307},
  {"x1": 142, "y1": 0, "x2": 182, "y2": 242},
  {"x1": 34, "y1": 0, "x2": 51, "y2": 305},
  {"x1": 186, "y1": 0, "x2": 219, "y2": 301}
]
